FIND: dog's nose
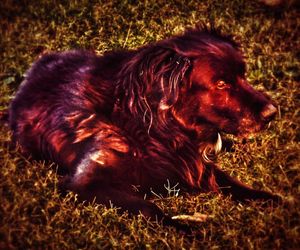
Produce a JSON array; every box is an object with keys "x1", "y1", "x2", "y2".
[{"x1": 261, "y1": 104, "x2": 277, "y2": 121}]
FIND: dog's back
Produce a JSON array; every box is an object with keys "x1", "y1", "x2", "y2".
[{"x1": 10, "y1": 51, "x2": 109, "y2": 165}]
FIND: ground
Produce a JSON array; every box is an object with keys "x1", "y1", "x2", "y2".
[{"x1": 0, "y1": 0, "x2": 299, "y2": 249}]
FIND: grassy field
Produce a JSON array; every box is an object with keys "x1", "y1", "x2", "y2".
[{"x1": 0, "y1": 0, "x2": 299, "y2": 249}]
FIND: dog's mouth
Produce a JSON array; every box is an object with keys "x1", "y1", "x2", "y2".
[
  {"x1": 236, "y1": 117, "x2": 274, "y2": 138},
  {"x1": 185, "y1": 114, "x2": 273, "y2": 142}
]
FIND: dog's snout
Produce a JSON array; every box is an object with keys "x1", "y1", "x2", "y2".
[{"x1": 261, "y1": 104, "x2": 277, "y2": 121}]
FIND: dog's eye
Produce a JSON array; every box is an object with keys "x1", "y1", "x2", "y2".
[{"x1": 216, "y1": 80, "x2": 228, "y2": 90}]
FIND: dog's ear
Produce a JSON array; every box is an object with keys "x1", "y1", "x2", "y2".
[
  {"x1": 116, "y1": 47, "x2": 190, "y2": 132},
  {"x1": 118, "y1": 47, "x2": 190, "y2": 110},
  {"x1": 156, "y1": 53, "x2": 191, "y2": 111}
]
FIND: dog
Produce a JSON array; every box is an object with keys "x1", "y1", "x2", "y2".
[{"x1": 9, "y1": 25, "x2": 280, "y2": 226}]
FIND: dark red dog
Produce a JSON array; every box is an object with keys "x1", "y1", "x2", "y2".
[{"x1": 9, "y1": 26, "x2": 280, "y2": 224}]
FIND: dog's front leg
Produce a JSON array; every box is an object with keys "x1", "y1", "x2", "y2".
[
  {"x1": 59, "y1": 162, "x2": 191, "y2": 232},
  {"x1": 213, "y1": 165, "x2": 281, "y2": 203}
]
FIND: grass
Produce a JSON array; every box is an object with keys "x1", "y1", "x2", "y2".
[{"x1": 0, "y1": 0, "x2": 299, "y2": 249}]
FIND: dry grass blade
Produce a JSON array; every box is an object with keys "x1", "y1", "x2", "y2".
[{"x1": 172, "y1": 212, "x2": 210, "y2": 222}]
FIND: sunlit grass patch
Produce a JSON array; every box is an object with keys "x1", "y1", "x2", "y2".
[{"x1": 0, "y1": 0, "x2": 299, "y2": 249}]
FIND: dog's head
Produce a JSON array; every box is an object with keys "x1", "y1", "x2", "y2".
[
  {"x1": 159, "y1": 28, "x2": 277, "y2": 138},
  {"x1": 119, "y1": 26, "x2": 276, "y2": 139}
]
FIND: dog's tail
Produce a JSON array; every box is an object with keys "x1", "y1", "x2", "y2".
[
  {"x1": 0, "y1": 109, "x2": 16, "y2": 151},
  {"x1": 0, "y1": 109, "x2": 9, "y2": 126}
]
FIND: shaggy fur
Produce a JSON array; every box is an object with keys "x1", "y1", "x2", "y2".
[{"x1": 9, "y1": 26, "x2": 280, "y2": 225}]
